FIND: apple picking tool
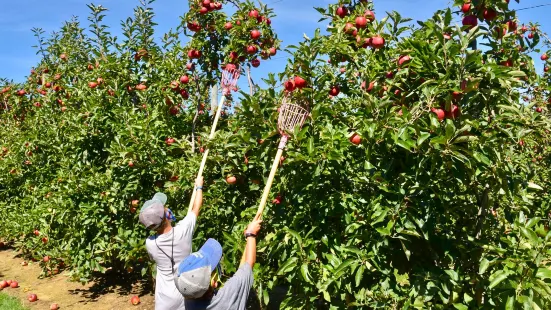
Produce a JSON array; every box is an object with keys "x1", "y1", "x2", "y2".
[
  {"x1": 240, "y1": 96, "x2": 309, "y2": 264},
  {"x1": 187, "y1": 66, "x2": 241, "y2": 213}
]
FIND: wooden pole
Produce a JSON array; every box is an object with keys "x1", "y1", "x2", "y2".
[
  {"x1": 240, "y1": 135, "x2": 288, "y2": 265},
  {"x1": 188, "y1": 95, "x2": 226, "y2": 213}
]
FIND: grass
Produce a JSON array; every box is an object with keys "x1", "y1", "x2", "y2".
[{"x1": 0, "y1": 292, "x2": 29, "y2": 310}]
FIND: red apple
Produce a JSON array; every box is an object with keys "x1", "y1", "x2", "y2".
[
  {"x1": 28, "y1": 294, "x2": 38, "y2": 302},
  {"x1": 128, "y1": 161, "x2": 134, "y2": 168},
  {"x1": 431, "y1": 108, "x2": 445, "y2": 121},
  {"x1": 294, "y1": 76, "x2": 307, "y2": 88},
  {"x1": 34, "y1": 230, "x2": 40, "y2": 236},
  {"x1": 224, "y1": 22, "x2": 232, "y2": 30},
  {"x1": 483, "y1": 8, "x2": 497, "y2": 21},
  {"x1": 165, "y1": 138, "x2": 175, "y2": 145},
  {"x1": 10, "y1": 281, "x2": 18, "y2": 288},
  {"x1": 329, "y1": 86, "x2": 340, "y2": 96},
  {"x1": 226, "y1": 176, "x2": 237, "y2": 184},
  {"x1": 43, "y1": 256, "x2": 50, "y2": 262},
  {"x1": 248, "y1": 10, "x2": 259, "y2": 18},
  {"x1": 246, "y1": 45, "x2": 258, "y2": 54},
  {"x1": 250, "y1": 58, "x2": 260, "y2": 68},
  {"x1": 541, "y1": 54, "x2": 549, "y2": 61},
  {"x1": 344, "y1": 23, "x2": 355, "y2": 34},
  {"x1": 272, "y1": 195, "x2": 282, "y2": 204},
  {"x1": 42, "y1": 237, "x2": 48, "y2": 244},
  {"x1": 0, "y1": 281, "x2": 7, "y2": 288},
  {"x1": 398, "y1": 55, "x2": 411, "y2": 66},
  {"x1": 364, "y1": 10, "x2": 375, "y2": 21},
  {"x1": 251, "y1": 30, "x2": 261, "y2": 40},
  {"x1": 180, "y1": 89, "x2": 189, "y2": 99},
  {"x1": 180, "y1": 75, "x2": 190, "y2": 84},
  {"x1": 131, "y1": 296, "x2": 140, "y2": 305},
  {"x1": 169, "y1": 106, "x2": 180, "y2": 115},
  {"x1": 355, "y1": 16, "x2": 367, "y2": 29},
  {"x1": 268, "y1": 47, "x2": 277, "y2": 56},
  {"x1": 349, "y1": 133, "x2": 361, "y2": 145},
  {"x1": 88, "y1": 82, "x2": 98, "y2": 89},
  {"x1": 371, "y1": 36, "x2": 385, "y2": 49},
  {"x1": 536, "y1": 107, "x2": 542, "y2": 113},
  {"x1": 50, "y1": 304, "x2": 59, "y2": 310},
  {"x1": 284, "y1": 79, "x2": 296, "y2": 92},
  {"x1": 462, "y1": 15, "x2": 478, "y2": 29},
  {"x1": 461, "y1": 2, "x2": 471, "y2": 13},
  {"x1": 445, "y1": 104, "x2": 461, "y2": 119},
  {"x1": 336, "y1": 6, "x2": 348, "y2": 18}
]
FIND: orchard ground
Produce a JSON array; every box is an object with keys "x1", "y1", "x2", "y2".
[{"x1": 0, "y1": 246, "x2": 154, "y2": 309}]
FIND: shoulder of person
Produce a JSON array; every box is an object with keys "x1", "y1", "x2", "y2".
[{"x1": 176, "y1": 212, "x2": 197, "y2": 226}]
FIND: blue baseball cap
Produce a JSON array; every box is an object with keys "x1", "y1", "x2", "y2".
[{"x1": 174, "y1": 239, "x2": 223, "y2": 298}]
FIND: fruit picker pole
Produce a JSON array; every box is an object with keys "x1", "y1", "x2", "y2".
[
  {"x1": 188, "y1": 67, "x2": 240, "y2": 213},
  {"x1": 187, "y1": 95, "x2": 225, "y2": 213},
  {"x1": 240, "y1": 100, "x2": 309, "y2": 265},
  {"x1": 254, "y1": 135, "x2": 288, "y2": 220},
  {"x1": 239, "y1": 135, "x2": 288, "y2": 265}
]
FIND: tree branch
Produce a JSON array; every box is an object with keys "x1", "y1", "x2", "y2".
[
  {"x1": 475, "y1": 186, "x2": 490, "y2": 240},
  {"x1": 246, "y1": 64, "x2": 256, "y2": 96}
]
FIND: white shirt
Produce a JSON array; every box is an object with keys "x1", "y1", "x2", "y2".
[{"x1": 146, "y1": 212, "x2": 197, "y2": 310}]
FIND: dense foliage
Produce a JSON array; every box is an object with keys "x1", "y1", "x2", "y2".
[{"x1": 2, "y1": 0, "x2": 551, "y2": 308}]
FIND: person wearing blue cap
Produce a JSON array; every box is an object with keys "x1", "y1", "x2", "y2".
[
  {"x1": 139, "y1": 177, "x2": 204, "y2": 310},
  {"x1": 174, "y1": 216, "x2": 263, "y2": 309}
]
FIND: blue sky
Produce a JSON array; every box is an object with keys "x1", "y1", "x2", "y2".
[{"x1": 0, "y1": 0, "x2": 550, "y2": 85}]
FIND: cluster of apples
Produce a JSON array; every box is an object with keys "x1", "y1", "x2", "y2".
[{"x1": 335, "y1": 5, "x2": 385, "y2": 49}]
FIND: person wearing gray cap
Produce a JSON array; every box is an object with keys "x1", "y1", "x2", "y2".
[
  {"x1": 140, "y1": 177, "x2": 204, "y2": 310},
  {"x1": 173, "y1": 215, "x2": 262, "y2": 310}
]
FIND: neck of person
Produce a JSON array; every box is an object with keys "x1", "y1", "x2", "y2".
[{"x1": 156, "y1": 219, "x2": 173, "y2": 235}]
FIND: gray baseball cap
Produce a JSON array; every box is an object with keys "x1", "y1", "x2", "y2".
[
  {"x1": 174, "y1": 238, "x2": 223, "y2": 298},
  {"x1": 139, "y1": 193, "x2": 168, "y2": 230}
]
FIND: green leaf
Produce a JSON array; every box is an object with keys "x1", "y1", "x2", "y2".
[
  {"x1": 355, "y1": 265, "x2": 364, "y2": 287},
  {"x1": 520, "y1": 227, "x2": 540, "y2": 245},
  {"x1": 323, "y1": 290, "x2": 331, "y2": 302},
  {"x1": 453, "y1": 304, "x2": 469, "y2": 310},
  {"x1": 307, "y1": 136, "x2": 314, "y2": 155},
  {"x1": 300, "y1": 263, "x2": 312, "y2": 283},
  {"x1": 536, "y1": 268, "x2": 551, "y2": 280},
  {"x1": 508, "y1": 71, "x2": 526, "y2": 77},
  {"x1": 417, "y1": 132, "x2": 430, "y2": 146},
  {"x1": 473, "y1": 152, "x2": 491, "y2": 166},
  {"x1": 527, "y1": 182, "x2": 543, "y2": 191},
  {"x1": 489, "y1": 270, "x2": 511, "y2": 289},
  {"x1": 277, "y1": 257, "x2": 297, "y2": 275},
  {"x1": 479, "y1": 258, "x2": 490, "y2": 275},
  {"x1": 505, "y1": 296, "x2": 515, "y2": 310},
  {"x1": 445, "y1": 119, "x2": 456, "y2": 140},
  {"x1": 334, "y1": 259, "x2": 356, "y2": 277}
]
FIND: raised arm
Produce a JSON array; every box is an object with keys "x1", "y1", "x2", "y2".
[
  {"x1": 243, "y1": 217, "x2": 262, "y2": 268},
  {"x1": 191, "y1": 176, "x2": 204, "y2": 217}
]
